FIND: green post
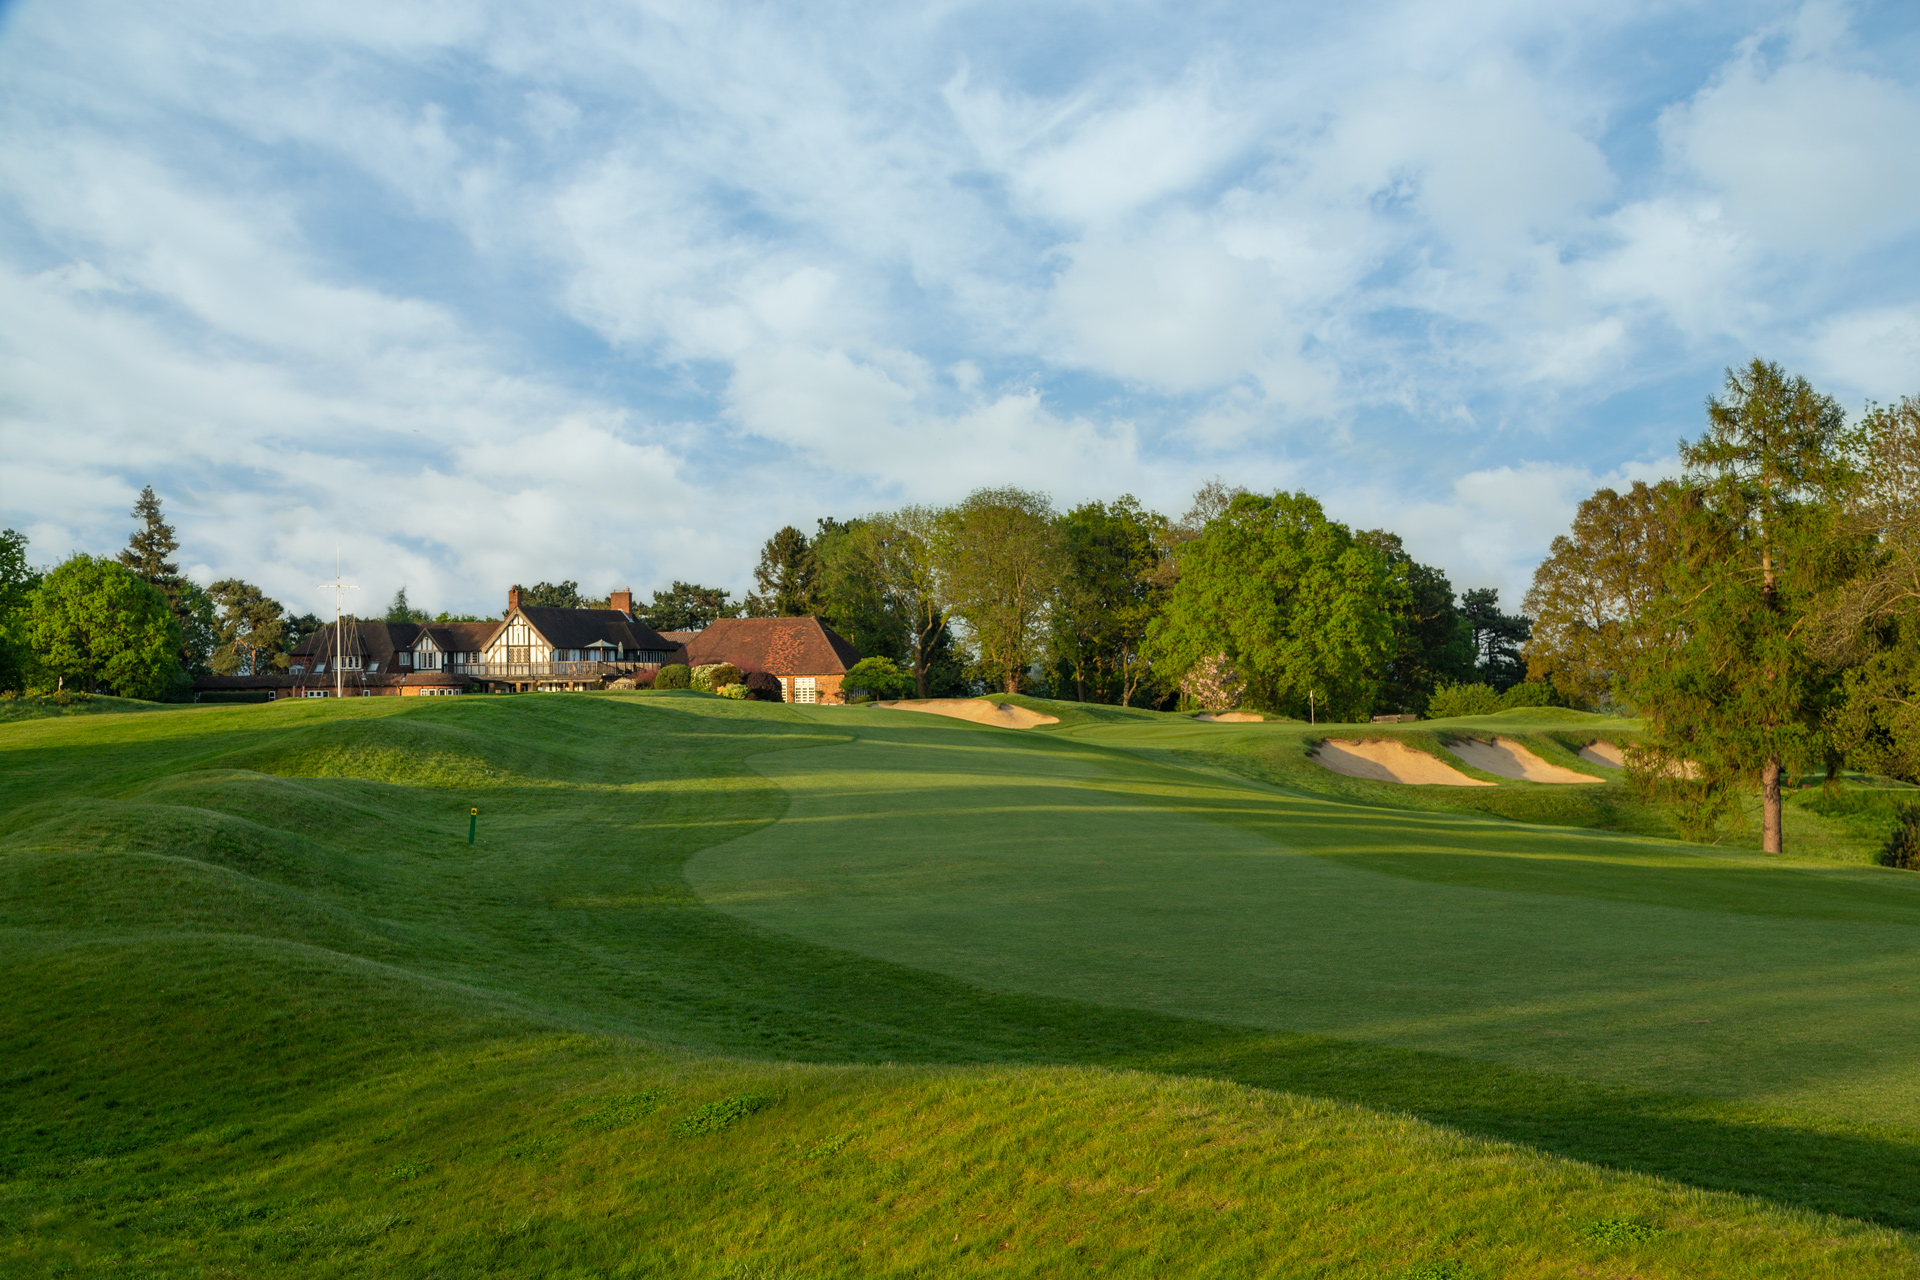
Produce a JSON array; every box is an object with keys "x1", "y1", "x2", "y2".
[{"x1": 468, "y1": 806, "x2": 478, "y2": 846}]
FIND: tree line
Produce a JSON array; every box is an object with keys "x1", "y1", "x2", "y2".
[
  {"x1": 732, "y1": 484, "x2": 1533, "y2": 713},
  {"x1": 1522, "y1": 359, "x2": 1920, "y2": 854}
]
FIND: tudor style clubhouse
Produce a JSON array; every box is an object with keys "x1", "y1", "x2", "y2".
[{"x1": 193, "y1": 585, "x2": 865, "y2": 703}]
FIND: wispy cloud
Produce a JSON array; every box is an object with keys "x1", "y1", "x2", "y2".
[{"x1": 1, "y1": 0, "x2": 1915, "y2": 616}]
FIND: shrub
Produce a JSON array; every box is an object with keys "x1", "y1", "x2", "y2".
[
  {"x1": 654, "y1": 663, "x2": 691, "y2": 690},
  {"x1": 842, "y1": 656, "x2": 910, "y2": 702},
  {"x1": 744, "y1": 671, "x2": 783, "y2": 702},
  {"x1": 1879, "y1": 802, "x2": 1920, "y2": 870},
  {"x1": 717, "y1": 682, "x2": 750, "y2": 700},
  {"x1": 1497, "y1": 680, "x2": 1553, "y2": 709},
  {"x1": 1427, "y1": 682, "x2": 1501, "y2": 718},
  {"x1": 691, "y1": 662, "x2": 742, "y2": 693}
]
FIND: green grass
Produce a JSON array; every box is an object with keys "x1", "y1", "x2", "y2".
[{"x1": 4, "y1": 691, "x2": 1920, "y2": 1275}]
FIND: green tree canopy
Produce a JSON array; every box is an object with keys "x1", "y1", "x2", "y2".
[
  {"x1": 385, "y1": 586, "x2": 431, "y2": 623},
  {"x1": 0, "y1": 528, "x2": 42, "y2": 692},
  {"x1": 1358, "y1": 530, "x2": 1474, "y2": 715},
  {"x1": 640, "y1": 582, "x2": 740, "y2": 633},
  {"x1": 811, "y1": 518, "x2": 909, "y2": 663},
  {"x1": 117, "y1": 485, "x2": 180, "y2": 590},
  {"x1": 28, "y1": 555, "x2": 182, "y2": 699},
  {"x1": 1049, "y1": 496, "x2": 1167, "y2": 706},
  {"x1": 1147, "y1": 490, "x2": 1397, "y2": 720},
  {"x1": 520, "y1": 581, "x2": 585, "y2": 609},
  {"x1": 857, "y1": 506, "x2": 958, "y2": 699},
  {"x1": 936, "y1": 487, "x2": 1066, "y2": 695},
  {"x1": 746, "y1": 526, "x2": 817, "y2": 617},
  {"x1": 209, "y1": 578, "x2": 288, "y2": 676},
  {"x1": 1819, "y1": 394, "x2": 1920, "y2": 780},
  {"x1": 1523, "y1": 480, "x2": 1686, "y2": 710},
  {"x1": 1630, "y1": 359, "x2": 1859, "y2": 851},
  {"x1": 1460, "y1": 588, "x2": 1531, "y2": 691}
]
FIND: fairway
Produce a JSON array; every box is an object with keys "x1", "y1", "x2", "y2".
[
  {"x1": 7, "y1": 692, "x2": 1920, "y2": 1277},
  {"x1": 692, "y1": 706, "x2": 1920, "y2": 1121}
]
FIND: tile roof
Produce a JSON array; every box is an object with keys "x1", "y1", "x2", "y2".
[
  {"x1": 516, "y1": 606, "x2": 675, "y2": 652},
  {"x1": 682, "y1": 616, "x2": 863, "y2": 676}
]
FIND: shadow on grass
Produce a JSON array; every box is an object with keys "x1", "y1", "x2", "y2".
[{"x1": 674, "y1": 926, "x2": 1920, "y2": 1233}]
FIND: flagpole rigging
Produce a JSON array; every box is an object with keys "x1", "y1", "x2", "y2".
[{"x1": 319, "y1": 547, "x2": 358, "y2": 701}]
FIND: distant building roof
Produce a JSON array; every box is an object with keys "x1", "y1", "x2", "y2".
[
  {"x1": 401, "y1": 669, "x2": 468, "y2": 686},
  {"x1": 516, "y1": 605, "x2": 675, "y2": 653},
  {"x1": 682, "y1": 616, "x2": 862, "y2": 676}
]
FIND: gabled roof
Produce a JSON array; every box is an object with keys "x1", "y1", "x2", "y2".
[
  {"x1": 682, "y1": 616, "x2": 863, "y2": 676},
  {"x1": 514, "y1": 606, "x2": 675, "y2": 652},
  {"x1": 292, "y1": 619, "x2": 410, "y2": 661},
  {"x1": 418, "y1": 620, "x2": 500, "y2": 653}
]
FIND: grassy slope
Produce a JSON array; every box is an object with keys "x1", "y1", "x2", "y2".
[{"x1": 1, "y1": 693, "x2": 1916, "y2": 1276}]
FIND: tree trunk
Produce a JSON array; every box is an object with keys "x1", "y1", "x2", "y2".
[{"x1": 1762, "y1": 755, "x2": 1783, "y2": 854}]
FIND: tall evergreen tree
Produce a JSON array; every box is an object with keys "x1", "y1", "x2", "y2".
[
  {"x1": 1460, "y1": 588, "x2": 1532, "y2": 691},
  {"x1": 640, "y1": 582, "x2": 740, "y2": 632},
  {"x1": 746, "y1": 526, "x2": 817, "y2": 616},
  {"x1": 118, "y1": 485, "x2": 180, "y2": 592},
  {"x1": 1630, "y1": 360, "x2": 1859, "y2": 853},
  {"x1": 209, "y1": 579, "x2": 288, "y2": 676}
]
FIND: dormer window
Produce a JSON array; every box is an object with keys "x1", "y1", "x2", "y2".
[{"x1": 367, "y1": 660, "x2": 380, "y2": 673}]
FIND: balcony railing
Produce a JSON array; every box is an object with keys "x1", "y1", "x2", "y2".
[{"x1": 446, "y1": 660, "x2": 623, "y2": 680}]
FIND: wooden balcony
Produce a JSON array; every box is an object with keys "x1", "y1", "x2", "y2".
[{"x1": 447, "y1": 660, "x2": 622, "y2": 680}]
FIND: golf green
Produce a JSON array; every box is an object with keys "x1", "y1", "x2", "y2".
[{"x1": 690, "y1": 705, "x2": 1920, "y2": 1125}]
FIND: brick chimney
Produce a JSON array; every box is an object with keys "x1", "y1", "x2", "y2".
[
  {"x1": 610, "y1": 587, "x2": 633, "y2": 616},
  {"x1": 507, "y1": 584, "x2": 522, "y2": 613}
]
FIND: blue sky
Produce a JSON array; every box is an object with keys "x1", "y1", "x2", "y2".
[{"x1": 2, "y1": 0, "x2": 1917, "y2": 618}]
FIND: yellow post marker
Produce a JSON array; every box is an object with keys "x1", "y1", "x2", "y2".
[{"x1": 468, "y1": 806, "x2": 478, "y2": 845}]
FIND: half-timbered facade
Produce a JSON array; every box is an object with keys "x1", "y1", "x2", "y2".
[{"x1": 195, "y1": 585, "x2": 679, "y2": 698}]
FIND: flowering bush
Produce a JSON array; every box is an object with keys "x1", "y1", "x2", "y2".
[
  {"x1": 690, "y1": 662, "x2": 742, "y2": 693},
  {"x1": 1179, "y1": 654, "x2": 1242, "y2": 710},
  {"x1": 717, "y1": 681, "x2": 751, "y2": 699}
]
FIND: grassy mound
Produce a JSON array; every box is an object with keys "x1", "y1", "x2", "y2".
[{"x1": 5, "y1": 693, "x2": 1920, "y2": 1275}]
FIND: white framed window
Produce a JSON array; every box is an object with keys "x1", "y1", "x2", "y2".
[
  {"x1": 794, "y1": 676, "x2": 817, "y2": 705},
  {"x1": 305, "y1": 690, "x2": 328, "y2": 698}
]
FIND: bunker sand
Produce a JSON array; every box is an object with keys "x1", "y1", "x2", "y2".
[
  {"x1": 1580, "y1": 740, "x2": 1625, "y2": 769},
  {"x1": 1447, "y1": 736, "x2": 1601, "y2": 784},
  {"x1": 1310, "y1": 738, "x2": 1493, "y2": 786},
  {"x1": 1195, "y1": 712, "x2": 1264, "y2": 722},
  {"x1": 875, "y1": 698, "x2": 1061, "y2": 729}
]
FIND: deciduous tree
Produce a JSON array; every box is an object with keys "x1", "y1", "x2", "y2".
[
  {"x1": 1359, "y1": 530, "x2": 1474, "y2": 715},
  {"x1": 1049, "y1": 497, "x2": 1167, "y2": 706},
  {"x1": 1148, "y1": 491, "x2": 1396, "y2": 720},
  {"x1": 1524, "y1": 480, "x2": 1686, "y2": 709},
  {"x1": 0, "y1": 528, "x2": 41, "y2": 692},
  {"x1": 937, "y1": 488, "x2": 1065, "y2": 695},
  {"x1": 28, "y1": 555, "x2": 182, "y2": 699}
]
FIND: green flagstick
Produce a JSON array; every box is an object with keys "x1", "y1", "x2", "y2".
[{"x1": 468, "y1": 806, "x2": 478, "y2": 846}]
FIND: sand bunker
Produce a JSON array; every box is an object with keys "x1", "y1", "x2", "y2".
[
  {"x1": 1446, "y1": 736, "x2": 1601, "y2": 784},
  {"x1": 1194, "y1": 712, "x2": 1264, "y2": 722},
  {"x1": 1575, "y1": 739, "x2": 1699, "y2": 779},
  {"x1": 1578, "y1": 740, "x2": 1625, "y2": 769},
  {"x1": 1311, "y1": 738, "x2": 1493, "y2": 786},
  {"x1": 875, "y1": 698, "x2": 1061, "y2": 729}
]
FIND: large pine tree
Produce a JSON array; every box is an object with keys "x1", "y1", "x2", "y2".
[
  {"x1": 1631, "y1": 360, "x2": 1859, "y2": 852},
  {"x1": 118, "y1": 486, "x2": 180, "y2": 594}
]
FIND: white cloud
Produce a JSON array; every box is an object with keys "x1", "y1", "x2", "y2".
[{"x1": 1661, "y1": 41, "x2": 1920, "y2": 253}]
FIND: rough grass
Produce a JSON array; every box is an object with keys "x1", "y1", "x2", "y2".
[{"x1": 4, "y1": 692, "x2": 1920, "y2": 1276}]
